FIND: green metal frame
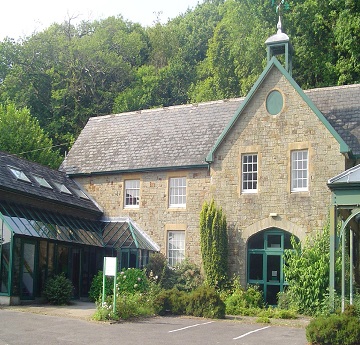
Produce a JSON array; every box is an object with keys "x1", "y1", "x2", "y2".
[
  {"x1": 247, "y1": 229, "x2": 292, "y2": 305},
  {"x1": 0, "y1": 212, "x2": 14, "y2": 296}
]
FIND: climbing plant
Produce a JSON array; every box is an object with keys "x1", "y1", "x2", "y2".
[{"x1": 199, "y1": 199, "x2": 228, "y2": 288}]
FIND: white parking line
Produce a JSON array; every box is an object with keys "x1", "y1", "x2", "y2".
[
  {"x1": 169, "y1": 321, "x2": 215, "y2": 333},
  {"x1": 233, "y1": 326, "x2": 271, "y2": 340}
]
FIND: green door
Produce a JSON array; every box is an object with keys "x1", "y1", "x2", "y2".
[
  {"x1": 248, "y1": 229, "x2": 295, "y2": 305},
  {"x1": 21, "y1": 241, "x2": 37, "y2": 300}
]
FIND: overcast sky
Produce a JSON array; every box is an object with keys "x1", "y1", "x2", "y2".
[{"x1": 1, "y1": 0, "x2": 203, "y2": 40}]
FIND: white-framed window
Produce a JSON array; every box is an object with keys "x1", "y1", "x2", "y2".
[
  {"x1": 124, "y1": 179, "x2": 140, "y2": 207},
  {"x1": 242, "y1": 154, "x2": 258, "y2": 193},
  {"x1": 169, "y1": 177, "x2": 186, "y2": 207},
  {"x1": 291, "y1": 149, "x2": 308, "y2": 192},
  {"x1": 167, "y1": 230, "x2": 185, "y2": 266}
]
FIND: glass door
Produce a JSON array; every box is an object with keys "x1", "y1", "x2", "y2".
[
  {"x1": 21, "y1": 241, "x2": 36, "y2": 299},
  {"x1": 248, "y1": 229, "x2": 294, "y2": 305}
]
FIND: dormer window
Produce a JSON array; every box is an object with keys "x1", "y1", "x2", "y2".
[
  {"x1": 8, "y1": 166, "x2": 31, "y2": 183},
  {"x1": 53, "y1": 182, "x2": 72, "y2": 195},
  {"x1": 33, "y1": 175, "x2": 53, "y2": 189}
]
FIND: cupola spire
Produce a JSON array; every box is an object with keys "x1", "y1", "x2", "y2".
[{"x1": 265, "y1": 2, "x2": 293, "y2": 75}]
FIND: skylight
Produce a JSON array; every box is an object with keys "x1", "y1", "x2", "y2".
[
  {"x1": 8, "y1": 166, "x2": 31, "y2": 183},
  {"x1": 53, "y1": 182, "x2": 72, "y2": 195},
  {"x1": 33, "y1": 175, "x2": 53, "y2": 189},
  {"x1": 73, "y1": 188, "x2": 90, "y2": 200}
]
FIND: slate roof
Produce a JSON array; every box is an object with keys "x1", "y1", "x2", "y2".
[
  {"x1": 304, "y1": 84, "x2": 360, "y2": 157},
  {"x1": 61, "y1": 99, "x2": 243, "y2": 174},
  {"x1": 0, "y1": 151, "x2": 102, "y2": 215},
  {"x1": 61, "y1": 84, "x2": 360, "y2": 175}
]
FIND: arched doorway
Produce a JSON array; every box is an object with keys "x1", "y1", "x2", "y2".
[{"x1": 247, "y1": 228, "x2": 297, "y2": 305}]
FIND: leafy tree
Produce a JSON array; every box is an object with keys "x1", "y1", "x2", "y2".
[
  {"x1": 199, "y1": 199, "x2": 228, "y2": 288},
  {"x1": 0, "y1": 102, "x2": 62, "y2": 168}
]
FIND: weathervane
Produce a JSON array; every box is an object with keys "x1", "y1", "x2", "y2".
[{"x1": 271, "y1": 0, "x2": 290, "y2": 34}]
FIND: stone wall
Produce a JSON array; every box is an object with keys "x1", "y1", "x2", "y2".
[
  {"x1": 76, "y1": 168, "x2": 211, "y2": 265},
  {"x1": 209, "y1": 66, "x2": 346, "y2": 285}
]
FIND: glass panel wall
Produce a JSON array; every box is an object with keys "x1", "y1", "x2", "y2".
[{"x1": 0, "y1": 218, "x2": 12, "y2": 294}]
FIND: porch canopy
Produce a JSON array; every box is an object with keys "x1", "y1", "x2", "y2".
[
  {"x1": 0, "y1": 201, "x2": 159, "y2": 252},
  {"x1": 328, "y1": 164, "x2": 360, "y2": 311},
  {"x1": 102, "y1": 217, "x2": 160, "y2": 251}
]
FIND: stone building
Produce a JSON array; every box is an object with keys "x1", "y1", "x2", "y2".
[{"x1": 61, "y1": 23, "x2": 360, "y2": 304}]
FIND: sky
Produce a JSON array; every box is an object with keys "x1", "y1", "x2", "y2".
[{"x1": 1, "y1": 0, "x2": 203, "y2": 40}]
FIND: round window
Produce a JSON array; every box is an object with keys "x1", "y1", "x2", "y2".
[{"x1": 266, "y1": 90, "x2": 283, "y2": 115}]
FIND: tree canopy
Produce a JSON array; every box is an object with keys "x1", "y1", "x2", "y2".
[
  {"x1": 0, "y1": 102, "x2": 62, "y2": 168},
  {"x1": 0, "y1": 0, "x2": 358, "y2": 163}
]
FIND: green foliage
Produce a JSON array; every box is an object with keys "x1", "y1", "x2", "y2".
[
  {"x1": 146, "y1": 254, "x2": 204, "y2": 292},
  {"x1": 0, "y1": 102, "x2": 62, "y2": 168},
  {"x1": 152, "y1": 288, "x2": 187, "y2": 316},
  {"x1": 283, "y1": 223, "x2": 342, "y2": 316},
  {"x1": 186, "y1": 285, "x2": 226, "y2": 319},
  {"x1": 199, "y1": 199, "x2": 228, "y2": 289},
  {"x1": 162, "y1": 259, "x2": 204, "y2": 292},
  {"x1": 89, "y1": 268, "x2": 149, "y2": 302},
  {"x1": 43, "y1": 273, "x2": 73, "y2": 305},
  {"x1": 145, "y1": 252, "x2": 167, "y2": 282},
  {"x1": 225, "y1": 285, "x2": 264, "y2": 315},
  {"x1": 117, "y1": 268, "x2": 149, "y2": 294},
  {"x1": 88, "y1": 271, "x2": 113, "y2": 302},
  {"x1": 306, "y1": 313, "x2": 360, "y2": 345},
  {"x1": 94, "y1": 293, "x2": 154, "y2": 321},
  {"x1": 256, "y1": 316, "x2": 271, "y2": 324}
]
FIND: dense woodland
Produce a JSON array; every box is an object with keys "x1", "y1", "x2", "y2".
[{"x1": 0, "y1": 0, "x2": 359, "y2": 167}]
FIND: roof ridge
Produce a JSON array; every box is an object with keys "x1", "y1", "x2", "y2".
[
  {"x1": 304, "y1": 83, "x2": 360, "y2": 93},
  {"x1": 89, "y1": 97, "x2": 245, "y2": 122}
]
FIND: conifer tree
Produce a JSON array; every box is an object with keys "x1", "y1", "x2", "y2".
[{"x1": 199, "y1": 199, "x2": 228, "y2": 288}]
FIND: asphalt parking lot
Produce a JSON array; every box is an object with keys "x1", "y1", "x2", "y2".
[{"x1": 0, "y1": 308, "x2": 307, "y2": 345}]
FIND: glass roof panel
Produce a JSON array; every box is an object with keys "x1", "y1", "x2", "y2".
[
  {"x1": 53, "y1": 182, "x2": 72, "y2": 195},
  {"x1": 0, "y1": 202, "x2": 103, "y2": 247},
  {"x1": 33, "y1": 175, "x2": 53, "y2": 189},
  {"x1": 8, "y1": 166, "x2": 31, "y2": 183},
  {"x1": 73, "y1": 188, "x2": 90, "y2": 200}
]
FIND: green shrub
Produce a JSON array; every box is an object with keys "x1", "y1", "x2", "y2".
[
  {"x1": 89, "y1": 268, "x2": 149, "y2": 302},
  {"x1": 117, "y1": 268, "x2": 149, "y2": 294},
  {"x1": 94, "y1": 293, "x2": 155, "y2": 321},
  {"x1": 284, "y1": 224, "x2": 343, "y2": 316},
  {"x1": 152, "y1": 288, "x2": 187, "y2": 315},
  {"x1": 89, "y1": 271, "x2": 113, "y2": 302},
  {"x1": 225, "y1": 285, "x2": 264, "y2": 315},
  {"x1": 146, "y1": 252, "x2": 167, "y2": 282},
  {"x1": 149, "y1": 258, "x2": 204, "y2": 292},
  {"x1": 115, "y1": 293, "x2": 154, "y2": 320},
  {"x1": 306, "y1": 314, "x2": 360, "y2": 345},
  {"x1": 256, "y1": 316, "x2": 271, "y2": 323},
  {"x1": 43, "y1": 273, "x2": 73, "y2": 305},
  {"x1": 171, "y1": 260, "x2": 204, "y2": 292},
  {"x1": 186, "y1": 285, "x2": 225, "y2": 319}
]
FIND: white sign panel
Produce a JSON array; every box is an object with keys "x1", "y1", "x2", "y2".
[{"x1": 104, "y1": 257, "x2": 117, "y2": 276}]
